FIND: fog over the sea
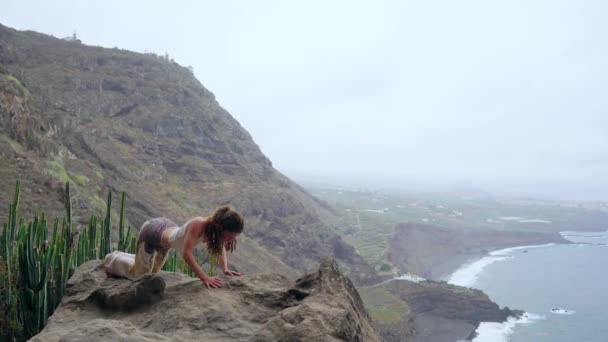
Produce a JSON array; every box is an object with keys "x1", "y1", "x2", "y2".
[{"x1": 3, "y1": 1, "x2": 607, "y2": 200}]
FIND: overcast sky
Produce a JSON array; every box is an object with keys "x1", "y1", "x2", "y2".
[{"x1": 2, "y1": 1, "x2": 607, "y2": 200}]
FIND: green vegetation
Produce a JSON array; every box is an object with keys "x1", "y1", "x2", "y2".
[
  {"x1": 69, "y1": 173, "x2": 89, "y2": 186},
  {"x1": 0, "y1": 180, "x2": 215, "y2": 340},
  {"x1": 422, "y1": 280, "x2": 483, "y2": 297},
  {"x1": 44, "y1": 160, "x2": 70, "y2": 183},
  {"x1": 0, "y1": 134, "x2": 25, "y2": 154},
  {"x1": 44, "y1": 160, "x2": 90, "y2": 186},
  {"x1": 309, "y1": 187, "x2": 608, "y2": 269},
  {"x1": 0, "y1": 74, "x2": 29, "y2": 97},
  {"x1": 358, "y1": 287, "x2": 409, "y2": 323},
  {"x1": 0, "y1": 181, "x2": 135, "y2": 340}
]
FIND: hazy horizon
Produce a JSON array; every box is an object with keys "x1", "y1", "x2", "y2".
[{"x1": 3, "y1": 1, "x2": 607, "y2": 201}]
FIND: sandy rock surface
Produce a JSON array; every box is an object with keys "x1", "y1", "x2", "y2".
[{"x1": 30, "y1": 258, "x2": 381, "y2": 342}]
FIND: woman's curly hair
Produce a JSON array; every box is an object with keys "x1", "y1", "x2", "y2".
[{"x1": 205, "y1": 205, "x2": 244, "y2": 256}]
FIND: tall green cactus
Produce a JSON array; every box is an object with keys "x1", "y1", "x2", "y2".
[
  {"x1": 60, "y1": 182, "x2": 74, "y2": 298},
  {"x1": 162, "y1": 250, "x2": 178, "y2": 272},
  {"x1": 88, "y1": 215, "x2": 98, "y2": 260},
  {"x1": 100, "y1": 190, "x2": 112, "y2": 257},
  {"x1": 208, "y1": 254, "x2": 219, "y2": 276},
  {"x1": 0, "y1": 181, "x2": 22, "y2": 340},
  {"x1": 117, "y1": 192, "x2": 132, "y2": 252},
  {"x1": 75, "y1": 223, "x2": 88, "y2": 267},
  {"x1": 17, "y1": 215, "x2": 53, "y2": 336}
]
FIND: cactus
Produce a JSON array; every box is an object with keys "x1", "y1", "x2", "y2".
[
  {"x1": 0, "y1": 179, "x2": 207, "y2": 340},
  {"x1": 162, "y1": 250, "x2": 178, "y2": 272},
  {"x1": 88, "y1": 215, "x2": 98, "y2": 259},
  {"x1": 17, "y1": 215, "x2": 53, "y2": 336},
  {"x1": 208, "y1": 254, "x2": 219, "y2": 276},
  {"x1": 0, "y1": 181, "x2": 22, "y2": 339},
  {"x1": 76, "y1": 224, "x2": 88, "y2": 266},
  {"x1": 127, "y1": 225, "x2": 137, "y2": 254},
  {"x1": 100, "y1": 190, "x2": 112, "y2": 257},
  {"x1": 117, "y1": 192, "x2": 132, "y2": 252}
]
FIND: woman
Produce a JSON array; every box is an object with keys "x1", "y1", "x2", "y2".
[{"x1": 121, "y1": 206, "x2": 244, "y2": 288}]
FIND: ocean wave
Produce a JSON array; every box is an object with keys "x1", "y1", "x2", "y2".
[
  {"x1": 550, "y1": 307, "x2": 575, "y2": 315},
  {"x1": 447, "y1": 255, "x2": 512, "y2": 287},
  {"x1": 447, "y1": 244, "x2": 555, "y2": 287},
  {"x1": 560, "y1": 230, "x2": 608, "y2": 244},
  {"x1": 518, "y1": 219, "x2": 551, "y2": 224},
  {"x1": 473, "y1": 312, "x2": 545, "y2": 342},
  {"x1": 489, "y1": 243, "x2": 555, "y2": 256},
  {"x1": 560, "y1": 230, "x2": 608, "y2": 237},
  {"x1": 562, "y1": 234, "x2": 606, "y2": 238}
]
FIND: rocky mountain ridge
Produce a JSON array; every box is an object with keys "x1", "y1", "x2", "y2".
[{"x1": 0, "y1": 23, "x2": 376, "y2": 284}]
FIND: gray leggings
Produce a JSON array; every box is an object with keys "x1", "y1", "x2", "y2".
[
  {"x1": 138, "y1": 218, "x2": 178, "y2": 253},
  {"x1": 131, "y1": 218, "x2": 178, "y2": 275}
]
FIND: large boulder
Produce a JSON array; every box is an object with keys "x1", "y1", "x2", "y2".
[{"x1": 31, "y1": 258, "x2": 381, "y2": 342}]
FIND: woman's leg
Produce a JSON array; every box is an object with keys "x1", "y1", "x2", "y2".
[
  {"x1": 129, "y1": 240, "x2": 154, "y2": 275},
  {"x1": 151, "y1": 247, "x2": 171, "y2": 273},
  {"x1": 129, "y1": 220, "x2": 155, "y2": 275},
  {"x1": 105, "y1": 251, "x2": 136, "y2": 279},
  {"x1": 129, "y1": 218, "x2": 174, "y2": 276}
]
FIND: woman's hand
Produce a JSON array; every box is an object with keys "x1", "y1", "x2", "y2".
[
  {"x1": 223, "y1": 270, "x2": 243, "y2": 276},
  {"x1": 202, "y1": 276, "x2": 223, "y2": 288}
]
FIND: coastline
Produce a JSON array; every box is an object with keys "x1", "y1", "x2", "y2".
[
  {"x1": 451, "y1": 243, "x2": 569, "y2": 290},
  {"x1": 379, "y1": 225, "x2": 603, "y2": 342},
  {"x1": 387, "y1": 223, "x2": 571, "y2": 282},
  {"x1": 428, "y1": 251, "x2": 489, "y2": 281},
  {"x1": 440, "y1": 230, "x2": 608, "y2": 342},
  {"x1": 438, "y1": 229, "x2": 608, "y2": 286},
  {"x1": 423, "y1": 243, "x2": 555, "y2": 342}
]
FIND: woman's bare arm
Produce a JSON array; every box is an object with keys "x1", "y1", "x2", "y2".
[
  {"x1": 220, "y1": 245, "x2": 228, "y2": 272},
  {"x1": 219, "y1": 245, "x2": 243, "y2": 276},
  {"x1": 181, "y1": 218, "x2": 222, "y2": 288}
]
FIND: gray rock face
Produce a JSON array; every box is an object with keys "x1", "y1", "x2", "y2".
[{"x1": 31, "y1": 258, "x2": 381, "y2": 342}]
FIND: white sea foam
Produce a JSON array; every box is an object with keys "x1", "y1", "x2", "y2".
[
  {"x1": 491, "y1": 243, "x2": 555, "y2": 255},
  {"x1": 560, "y1": 230, "x2": 608, "y2": 245},
  {"x1": 447, "y1": 254, "x2": 512, "y2": 287},
  {"x1": 518, "y1": 219, "x2": 551, "y2": 224},
  {"x1": 550, "y1": 308, "x2": 575, "y2": 315},
  {"x1": 447, "y1": 244, "x2": 555, "y2": 287},
  {"x1": 472, "y1": 313, "x2": 545, "y2": 342},
  {"x1": 560, "y1": 230, "x2": 608, "y2": 237}
]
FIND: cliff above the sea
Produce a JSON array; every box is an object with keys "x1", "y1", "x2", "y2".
[
  {"x1": 359, "y1": 278, "x2": 522, "y2": 342},
  {"x1": 31, "y1": 258, "x2": 381, "y2": 341}
]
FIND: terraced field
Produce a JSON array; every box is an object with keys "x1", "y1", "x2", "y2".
[
  {"x1": 308, "y1": 187, "x2": 608, "y2": 271},
  {"x1": 358, "y1": 286, "x2": 410, "y2": 322}
]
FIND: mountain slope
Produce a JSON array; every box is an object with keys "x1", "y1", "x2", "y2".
[{"x1": 0, "y1": 23, "x2": 377, "y2": 284}]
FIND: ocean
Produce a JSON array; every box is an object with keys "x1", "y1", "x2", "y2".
[{"x1": 448, "y1": 230, "x2": 608, "y2": 342}]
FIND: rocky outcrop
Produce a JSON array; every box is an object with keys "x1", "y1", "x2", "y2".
[
  {"x1": 31, "y1": 258, "x2": 381, "y2": 342},
  {"x1": 379, "y1": 279, "x2": 521, "y2": 342},
  {"x1": 0, "y1": 23, "x2": 377, "y2": 285},
  {"x1": 357, "y1": 285, "x2": 416, "y2": 342}
]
